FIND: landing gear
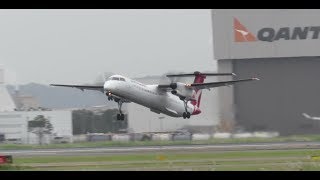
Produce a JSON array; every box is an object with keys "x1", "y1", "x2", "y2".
[
  {"x1": 183, "y1": 112, "x2": 191, "y2": 119},
  {"x1": 106, "y1": 91, "x2": 125, "y2": 121},
  {"x1": 182, "y1": 98, "x2": 191, "y2": 119},
  {"x1": 116, "y1": 100, "x2": 125, "y2": 121},
  {"x1": 117, "y1": 113, "x2": 125, "y2": 121},
  {"x1": 106, "y1": 92, "x2": 113, "y2": 101}
]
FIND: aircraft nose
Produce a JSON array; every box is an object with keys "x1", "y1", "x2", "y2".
[{"x1": 104, "y1": 81, "x2": 114, "y2": 92}]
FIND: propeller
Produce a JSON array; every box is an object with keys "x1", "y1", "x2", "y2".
[
  {"x1": 93, "y1": 72, "x2": 114, "y2": 85},
  {"x1": 162, "y1": 71, "x2": 193, "y2": 97},
  {"x1": 159, "y1": 71, "x2": 193, "y2": 89}
]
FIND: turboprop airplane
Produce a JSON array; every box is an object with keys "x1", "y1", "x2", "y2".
[
  {"x1": 50, "y1": 71, "x2": 259, "y2": 120},
  {"x1": 302, "y1": 113, "x2": 320, "y2": 121}
]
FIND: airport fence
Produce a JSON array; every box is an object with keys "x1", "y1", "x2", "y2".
[{"x1": 76, "y1": 131, "x2": 279, "y2": 143}]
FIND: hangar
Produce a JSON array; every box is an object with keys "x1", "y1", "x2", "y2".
[{"x1": 212, "y1": 9, "x2": 320, "y2": 135}]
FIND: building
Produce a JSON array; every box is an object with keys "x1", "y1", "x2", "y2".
[
  {"x1": 212, "y1": 9, "x2": 320, "y2": 135},
  {"x1": 127, "y1": 75, "x2": 220, "y2": 133},
  {"x1": 0, "y1": 66, "x2": 73, "y2": 144},
  {"x1": 12, "y1": 92, "x2": 41, "y2": 111},
  {"x1": 0, "y1": 110, "x2": 72, "y2": 144},
  {"x1": 0, "y1": 66, "x2": 16, "y2": 111}
]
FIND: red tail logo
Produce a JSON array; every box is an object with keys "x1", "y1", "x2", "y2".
[
  {"x1": 191, "y1": 73, "x2": 205, "y2": 108},
  {"x1": 234, "y1": 17, "x2": 256, "y2": 42}
]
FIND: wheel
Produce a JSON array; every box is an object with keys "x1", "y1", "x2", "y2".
[
  {"x1": 121, "y1": 114, "x2": 125, "y2": 120},
  {"x1": 117, "y1": 114, "x2": 120, "y2": 120},
  {"x1": 186, "y1": 112, "x2": 191, "y2": 119},
  {"x1": 183, "y1": 112, "x2": 187, "y2": 119},
  {"x1": 108, "y1": 97, "x2": 112, "y2": 101}
]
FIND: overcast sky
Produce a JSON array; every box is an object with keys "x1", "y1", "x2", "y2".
[{"x1": 0, "y1": 9, "x2": 215, "y2": 85}]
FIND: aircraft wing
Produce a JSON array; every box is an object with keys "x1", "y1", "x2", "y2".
[
  {"x1": 189, "y1": 78, "x2": 259, "y2": 90},
  {"x1": 158, "y1": 78, "x2": 259, "y2": 91},
  {"x1": 302, "y1": 113, "x2": 320, "y2": 120},
  {"x1": 50, "y1": 84, "x2": 104, "y2": 92}
]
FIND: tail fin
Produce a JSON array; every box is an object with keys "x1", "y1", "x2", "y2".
[{"x1": 191, "y1": 72, "x2": 206, "y2": 108}]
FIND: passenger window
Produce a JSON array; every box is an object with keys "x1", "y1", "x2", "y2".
[{"x1": 120, "y1": 78, "x2": 125, "y2": 81}]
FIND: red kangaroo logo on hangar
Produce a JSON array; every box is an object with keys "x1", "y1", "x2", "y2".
[{"x1": 233, "y1": 17, "x2": 320, "y2": 42}]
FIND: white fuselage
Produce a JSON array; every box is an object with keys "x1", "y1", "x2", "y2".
[{"x1": 103, "y1": 75, "x2": 196, "y2": 117}]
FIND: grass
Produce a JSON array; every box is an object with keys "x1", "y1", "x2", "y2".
[
  {"x1": 0, "y1": 164, "x2": 30, "y2": 170},
  {"x1": 7, "y1": 149, "x2": 320, "y2": 171},
  {"x1": 1, "y1": 134, "x2": 320, "y2": 150},
  {"x1": 12, "y1": 149, "x2": 319, "y2": 163}
]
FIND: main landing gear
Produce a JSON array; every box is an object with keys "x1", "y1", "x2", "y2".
[{"x1": 181, "y1": 97, "x2": 191, "y2": 119}]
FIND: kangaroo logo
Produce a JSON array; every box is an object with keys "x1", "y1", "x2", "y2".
[
  {"x1": 234, "y1": 17, "x2": 257, "y2": 42},
  {"x1": 191, "y1": 89, "x2": 202, "y2": 107}
]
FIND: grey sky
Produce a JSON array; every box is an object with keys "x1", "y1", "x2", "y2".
[{"x1": 0, "y1": 9, "x2": 215, "y2": 85}]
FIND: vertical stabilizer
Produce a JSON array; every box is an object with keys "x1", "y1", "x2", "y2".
[{"x1": 191, "y1": 71, "x2": 206, "y2": 108}]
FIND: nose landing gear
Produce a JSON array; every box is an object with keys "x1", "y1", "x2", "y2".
[
  {"x1": 116, "y1": 113, "x2": 125, "y2": 121},
  {"x1": 106, "y1": 91, "x2": 113, "y2": 101},
  {"x1": 116, "y1": 100, "x2": 125, "y2": 121},
  {"x1": 106, "y1": 91, "x2": 125, "y2": 121}
]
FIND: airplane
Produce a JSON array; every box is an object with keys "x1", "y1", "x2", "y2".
[
  {"x1": 302, "y1": 113, "x2": 320, "y2": 121},
  {"x1": 50, "y1": 71, "x2": 259, "y2": 120}
]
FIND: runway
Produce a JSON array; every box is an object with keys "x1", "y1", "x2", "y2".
[{"x1": 1, "y1": 141, "x2": 320, "y2": 157}]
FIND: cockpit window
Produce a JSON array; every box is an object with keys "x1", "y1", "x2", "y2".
[
  {"x1": 112, "y1": 77, "x2": 120, "y2": 81},
  {"x1": 109, "y1": 77, "x2": 125, "y2": 81}
]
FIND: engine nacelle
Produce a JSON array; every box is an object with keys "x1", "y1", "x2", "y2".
[
  {"x1": 170, "y1": 82, "x2": 194, "y2": 100},
  {"x1": 170, "y1": 83, "x2": 177, "y2": 89}
]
